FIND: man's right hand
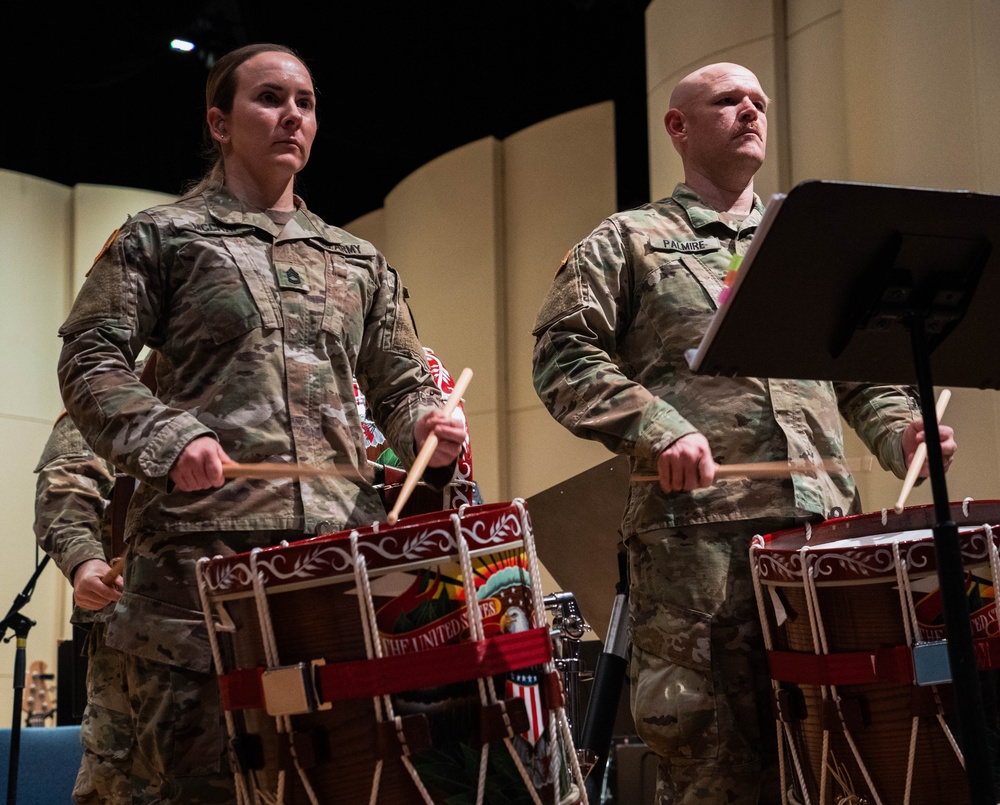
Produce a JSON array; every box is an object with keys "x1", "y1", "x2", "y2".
[{"x1": 656, "y1": 433, "x2": 718, "y2": 492}]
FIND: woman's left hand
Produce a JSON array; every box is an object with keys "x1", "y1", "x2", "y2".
[{"x1": 415, "y1": 410, "x2": 466, "y2": 467}]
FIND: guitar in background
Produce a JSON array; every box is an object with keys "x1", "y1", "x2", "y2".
[{"x1": 21, "y1": 659, "x2": 56, "y2": 727}]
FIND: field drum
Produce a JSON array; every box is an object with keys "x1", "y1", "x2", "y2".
[
  {"x1": 196, "y1": 499, "x2": 586, "y2": 805},
  {"x1": 750, "y1": 499, "x2": 1000, "y2": 805}
]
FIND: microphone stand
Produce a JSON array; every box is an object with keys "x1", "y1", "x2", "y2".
[
  {"x1": 0, "y1": 554, "x2": 49, "y2": 805},
  {"x1": 580, "y1": 551, "x2": 630, "y2": 802}
]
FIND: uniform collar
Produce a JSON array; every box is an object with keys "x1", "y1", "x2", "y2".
[
  {"x1": 202, "y1": 188, "x2": 342, "y2": 244},
  {"x1": 670, "y1": 183, "x2": 766, "y2": 232}
]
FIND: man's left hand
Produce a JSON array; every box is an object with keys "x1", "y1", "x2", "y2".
[{"x1": 902, "y1": 419, "x2": 957, "y2": 476}]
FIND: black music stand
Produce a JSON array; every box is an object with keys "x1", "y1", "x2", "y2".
[{"x1": 688, "y1": 178, "x2": 1000, "y2": 805}]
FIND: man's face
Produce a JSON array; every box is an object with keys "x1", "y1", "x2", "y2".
[{"x1": 676, "y1": 66, "x2": 768, "y2": 183}]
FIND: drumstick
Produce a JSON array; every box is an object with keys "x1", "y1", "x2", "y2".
[
  {"x1": 222, "y1": 462, "x2": 367, "y2": 482},
  {"x1": 101, "y1": 556, "x2": 125, "y2": 586},
  {"x1": 386, "y1": 367, "x2": 473, "y2": 525},
  {"x1": 631, "y1": 456, "x2": 875, "y2": 483},
  {"x1": 894, "y1": 388, "x2": 952, "y2": 514}
]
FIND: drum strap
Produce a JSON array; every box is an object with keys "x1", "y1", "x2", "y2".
[
  {"x1": 218, "y1": 626, "x2": 553, "y2": 712},
  {"x1": 109, "y1": 351, "x2": 159, "y2": 559},
  {"x1": 768, "y1": 634, "x2": 1000, "y2": 686}
]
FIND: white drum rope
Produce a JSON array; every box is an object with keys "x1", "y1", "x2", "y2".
[
  {"x1": 963, "y1": 497, "x2": 974, "y2": 518},
  {"x1": 891, "y1": 542, "x2": 920, "y2": 805},
  {"x1": 986, "y1": 524, "x2": 1000, "y2": 639},
  {"x1": 500, "y1": 504, "x2": 554, "y2": 805},
  {"x1": 195, "y1": 557, "x2": 254, "y2": 805},
  {"x1": 516, "y1": 499, "x2": 590, "y2": 805},
  {"x1": 750, "y1": 540, "x2": 811, "y2": 804},
  {"x1": 454, "y1": 513, "x2": 498, "y2": 805},
  {"x1": 348, "y1": 535, "x2": 386, "y2": 805},
  {"x1": 349, "y1": 533, "x2": 435, "y2": 805},
  {"x1": 891, "y1": 543, "x2": 918, "y2": 647},
  {"x1": 802, "y1": 558, "x2": 884, "y2": 805},
  {"x1": 798, "y1": 551, "x2": 831, "y2": 804},
  {"x1": 250, "y1": 549, "x2": 320, "y2": 805}
]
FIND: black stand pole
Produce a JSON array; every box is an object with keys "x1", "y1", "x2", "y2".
[
  {"x1": 581, "y1": 551, "x2": 630, "y2": 802},
  {"x1": 0, "y1": 554, "x2": 49, "y2": 805},
  {"x1": 683, "y1": 178, "x2": 1000, "y2": 803},
  {"x1": 908, "y1": 314, "x2": 996, "y2": 804}
]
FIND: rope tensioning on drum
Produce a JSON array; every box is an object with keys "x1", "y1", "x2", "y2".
[
  {"x1": 195, "y1": 556, "x2": 255, "y2": 805},
  {"x1": 893, "y1": 541, "x2": 927, "y2": 804},
  {"x1": 750, "y1": 537, "x2": 810, "y2": 805},
  {"x1": 349, "y1": 531, "x2": 436, "y2": 805},
  {"x1": 798, "y1": 549, "x2": 884, "y2": 805},
  {"x1": 513, "y1": 499, "x2": 589, "y2": 805},
  {"x1": 250, "y1": 547, "x2": 322, "y2": 805},
  {"x1": 453, "y1": 510, "x2": 534, "y2": 805}
]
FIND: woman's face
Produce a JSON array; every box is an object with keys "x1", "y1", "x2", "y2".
[{"x1": 210, "y1": 51, "x2": 318, "y2": 186}]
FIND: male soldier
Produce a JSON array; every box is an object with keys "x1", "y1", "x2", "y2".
[
  {"x1": 33, "y1": 409, "x2": 130, "y2": 804},
  {"x1": 530, "y1": 62, "x2": 956, "y2": 804}
]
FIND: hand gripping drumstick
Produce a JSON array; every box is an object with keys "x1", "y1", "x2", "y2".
[
  {"x1": 100, "y1": 556, "x2": 125, "y2": 586},
  {"x1": 386, "y1": 367, "x2": 473, "y2": 526},
  {"x1": 894, "y1": 388, "x2": 952, "y2": 514}
]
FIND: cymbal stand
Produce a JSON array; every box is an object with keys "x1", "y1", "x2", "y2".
[{"x1": 543, "y1": 591, "x2": 597, "y2": 777}]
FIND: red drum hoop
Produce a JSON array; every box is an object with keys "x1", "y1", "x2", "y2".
[
  {"x1": 197, "y1": 500, "x2": 584, "y2": 804},
  {"x1": 751, "y1": 499, "x2": 1000, "y2": 805}
]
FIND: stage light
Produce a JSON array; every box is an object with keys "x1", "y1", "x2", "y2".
[{"x1": 170, "y1": 39, "x2": 195, "y2": 53}]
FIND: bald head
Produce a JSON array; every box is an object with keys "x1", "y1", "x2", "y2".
[
  {"x1": 663, "y1": 62, "x2": 769, "y2": 205},
  {"x1": 669, "y1": 63, "x2": 768, "y2": 113}
]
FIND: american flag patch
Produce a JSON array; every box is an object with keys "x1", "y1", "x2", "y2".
[{"x1": 507, "y1": 668, "x2": 544, "y2": 744}]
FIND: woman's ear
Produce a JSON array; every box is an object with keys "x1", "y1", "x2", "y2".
[{"x1": 207, "y1": 108, "x2": 229, "y2": 143}]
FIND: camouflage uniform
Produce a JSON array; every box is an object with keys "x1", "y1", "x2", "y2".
[
  {"x1": 33, "y1": 411, "x2": 132, "y2": 805},
  {"x1": 57, "y1": 188, "x2": 448, "y2": 803},
  {"x1": 531, "y1": 184, "x2": 918, "y2": 804}
]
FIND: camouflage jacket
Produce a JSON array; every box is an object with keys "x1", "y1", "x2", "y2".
[
  {"x1": 33, "y1": 411, "x2": 115, "y2": 624},
  {"x1": 57, "y1": 188, "x2": 446, "y2": 537},
  {"x1": 531, "y1": 184, "x2": 918, "y2": 535}
]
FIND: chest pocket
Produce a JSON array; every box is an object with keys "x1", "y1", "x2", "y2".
[
  {"x1": 636, "y1": 255, "x2": 726, "y2": 352},
  {"x1": 320, "y1": 249, "x2": 374, "y2": 346},
  {"x1": 181, "y1": 236, "x2": 282, "y2": 345}
]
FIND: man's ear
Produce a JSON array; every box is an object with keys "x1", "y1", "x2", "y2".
[
  {"x1": 207, "y1": 108, "x2": 228, "y2": 143},
  {"x1": 664, "y1": 108, "x2": 686, "y2": 141}
]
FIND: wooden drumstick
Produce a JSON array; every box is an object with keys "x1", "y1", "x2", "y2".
[
  {"x1": 386, "y1": 367, "x2": 473, "y2": 526},
  {"x1": 894, "y1": 388, "x2": 952, "y2": 514},
  {"x1": 222, "y1": 462, "x2": 367, "y2": 482},
  {"x1": 631, "y1": 456, "x2": 875, "y2": 483},
  {"x1": 101, "y1": 556, "x2": 125, "y2": 586}
]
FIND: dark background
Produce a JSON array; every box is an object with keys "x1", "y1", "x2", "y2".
[{"x1": 4, "y1": 1, "x2": 651, "y2": 227}]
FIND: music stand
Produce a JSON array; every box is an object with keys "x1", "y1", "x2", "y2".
[{"x1": 689, "y1": 178, "x2": 1000, "y2": 804}]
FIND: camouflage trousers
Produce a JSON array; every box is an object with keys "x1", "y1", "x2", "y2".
[
  {"x1": 73, "y1": 622, "x2": 132, "y2": 805},
  {"x1": 124, "y1": 654, "x2": 234, "y2": 804},
  {"x1": 626, "y1": 518, "x2": 801, "y2": 805},
  {"x1": 110, "y1": 529, "x2": 302, "y2": 804}
]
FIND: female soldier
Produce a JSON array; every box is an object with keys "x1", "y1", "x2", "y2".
[{"x1": 57, "y1": 43, "x2": 465, "y2": 803}]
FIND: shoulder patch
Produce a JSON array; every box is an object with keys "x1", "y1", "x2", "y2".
[
  {"x1": 555, "y1": 247, "x2": 573, "y2": 278},
  {"x1": 87, "y1": 227, "x2": 119, "y2": 276}
]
